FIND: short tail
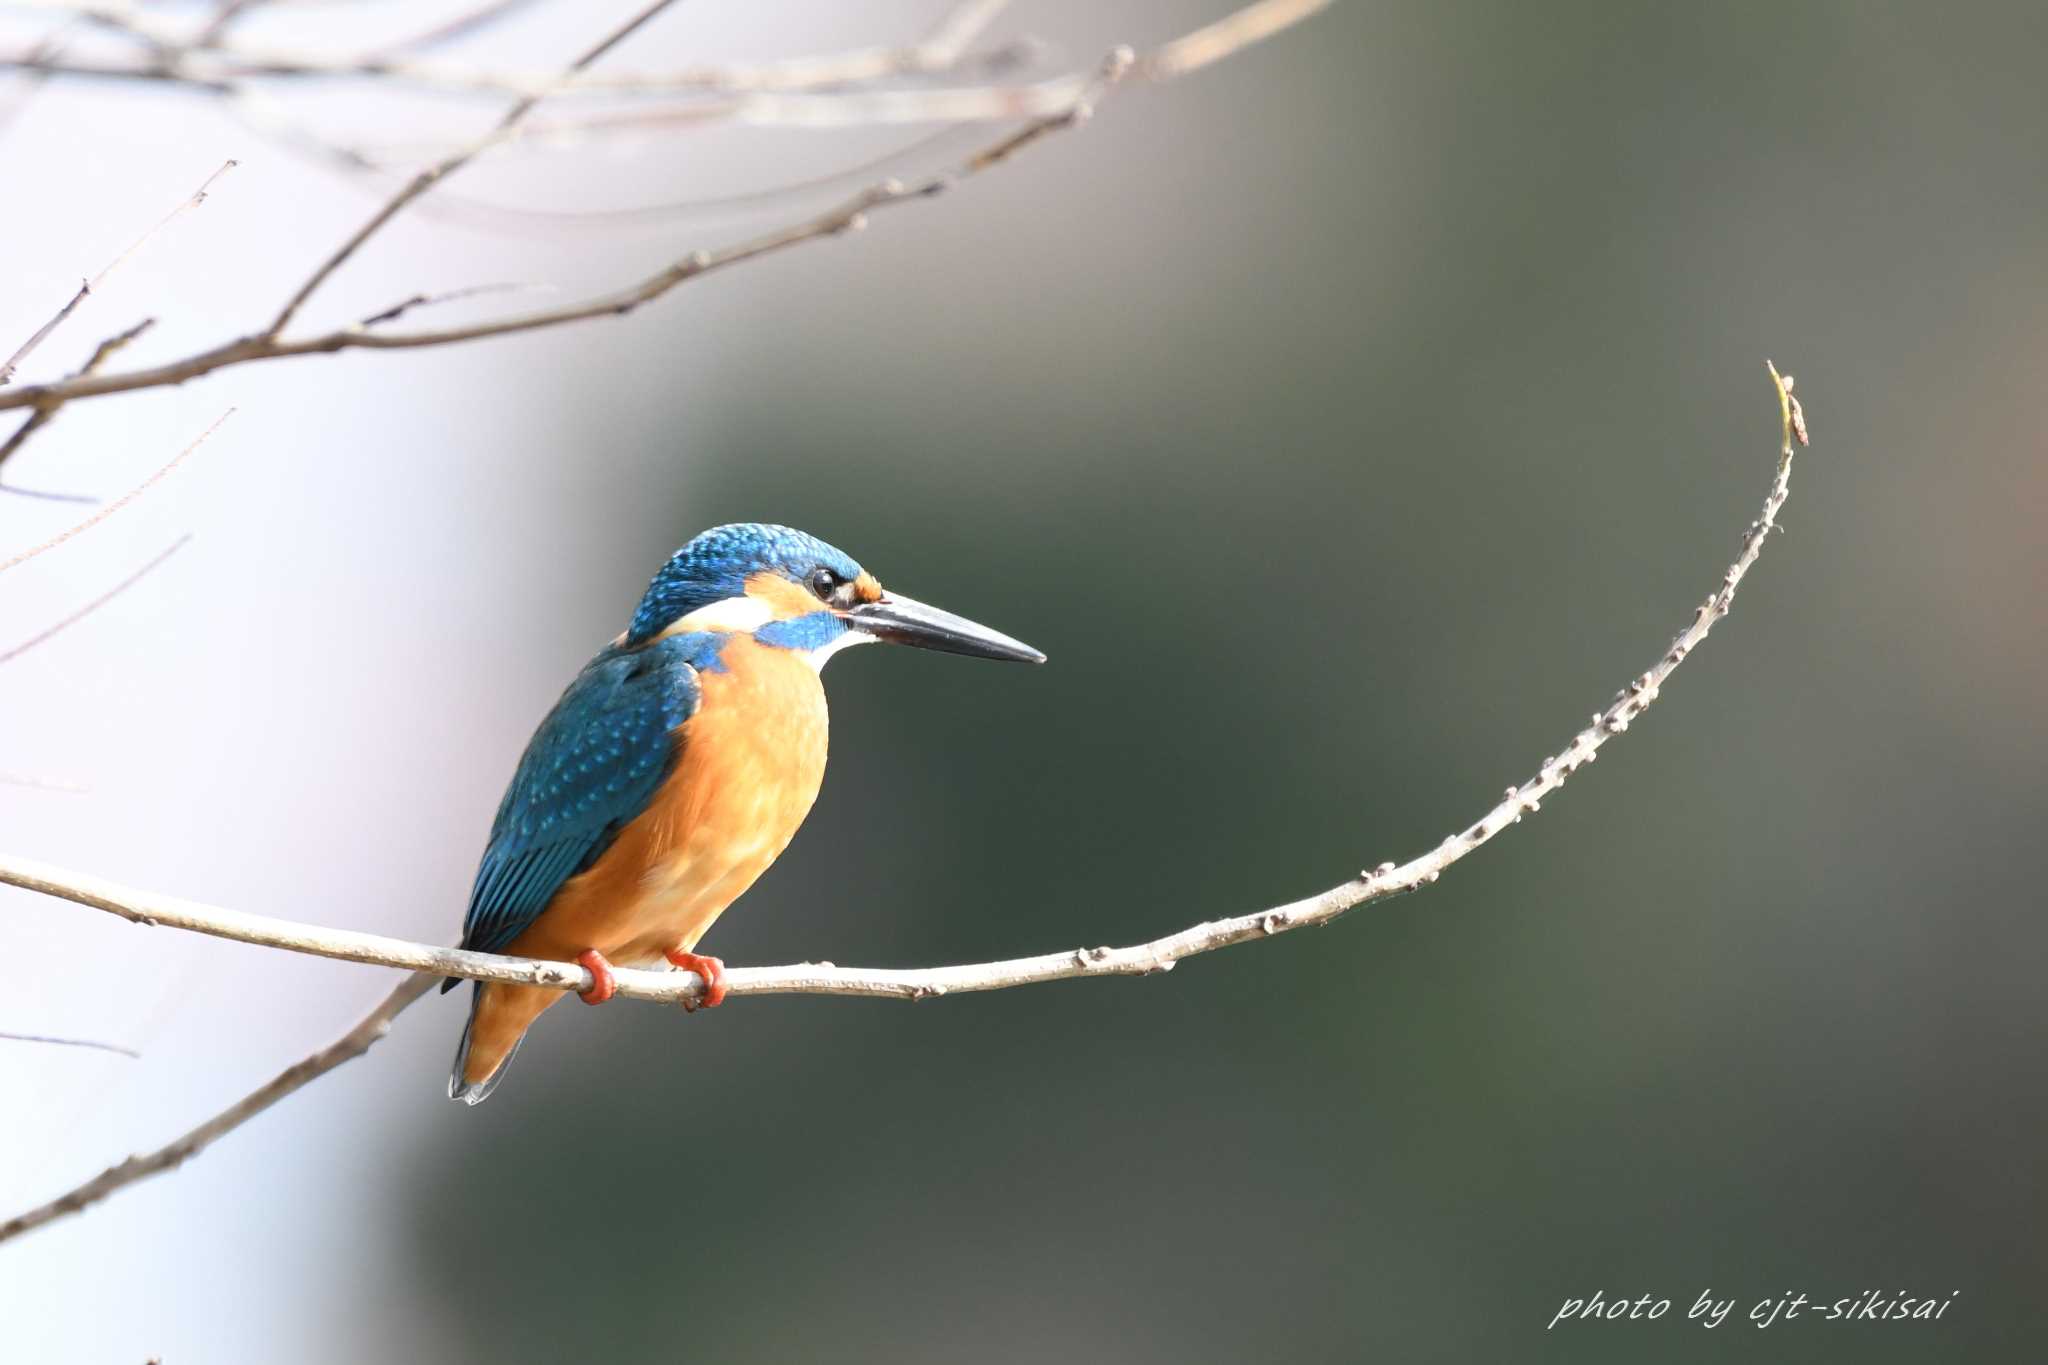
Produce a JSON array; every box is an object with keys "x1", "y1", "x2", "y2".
[{"x1": 447, "y1": 982, "x2": 524, "y2": 1106}]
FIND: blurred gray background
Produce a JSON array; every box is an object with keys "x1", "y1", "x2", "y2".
[{"x1": 2, "y1": 2, "x2": 2043, "y2": 1361}]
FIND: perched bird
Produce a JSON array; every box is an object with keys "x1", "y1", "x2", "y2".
[{"x1": 446, "y1": 523, "x2": 1043, "y2": 1104}]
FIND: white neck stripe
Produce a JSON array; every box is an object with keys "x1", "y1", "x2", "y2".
[{"x1": 664, "y1": 595, "x2": 774, "y2": 635}]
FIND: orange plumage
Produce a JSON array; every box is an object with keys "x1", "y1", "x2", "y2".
[{"x1": 458, "y1": 636, "x2": 828, "y2": 1089}]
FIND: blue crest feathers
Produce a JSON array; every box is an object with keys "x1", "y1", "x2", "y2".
[{"x1": 626, "y1": 523, "x2": 863, "y2": 644}]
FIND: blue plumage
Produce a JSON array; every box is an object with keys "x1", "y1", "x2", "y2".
[
  {"x1": 626, "y1": 523, "x2": 863, "y2": 645},
  {"x1": 449, "y1": 632, "x2": 721, "y2": 977},
  {"x1": 755, "y1": 610, "x2": 847, "y2": 652}
]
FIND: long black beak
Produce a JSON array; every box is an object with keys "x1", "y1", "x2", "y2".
[{"x1": 846, "y1": 593, "x2": 1045, "y2": 664}]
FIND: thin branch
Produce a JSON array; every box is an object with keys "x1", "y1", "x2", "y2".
[
  {"x1": 0, "y1": 44, "x2": 1156, "y2": 415},
  {"x1": 0, "y1": 317, "x2": 154, "y2": 474},
  {"x1": 346, "y1": 126, "x2": 984, "y2": 236},
  {"x1": 0, "y1": 1029, "x2": 139, "y2": 1058},
  {"x1": 8, "y1": 0, "x2": 1041, "y2": 100},
  {"x1": 0, "y1": 533, "x2": 191, "y2": 665},
  {"x1": 0, "y1": 161, "x2": 232, "y2": 386},
  {"x1": 264, "y1": 0, "x2": 683, "y2": 336},
  {"x1": 0, "y1": 973, "x2": 434, "y2": 1244},
  {"x1": 356, "y1": 281, "x2": 550, "y2": 328},
  {"x1": 921, "y1": 0, "x2": 1013, "y2": 66},
  {"x1": 6, "y1": 292, "x2": 91, "y2": 390},
  {"x1": 0, "y1": 367, "x2": 1808, "y2": 1000},
  {"x1": 1137, "y1": 0, "x2": 1328, "y2": 79},
  {"x1": 0, "y1": 411, "x2": 228, "y2": 574},
  {"x1": 77, "y1": 2, "x2": 1037, "y2": 186},
  {"x1": 0, "y1": 482, "x2": 97, "y2": 503},
  {"x1": 517, "y1": 62, "x2": 1085, "y2": 133},
  {"x1": 0, "y1": 50, "x2": 1068, "y2": 122},
  {"x1": 213, "y1": 89, "x2": 991, "y2": 238},
  {"x1": 470, "y1": 73, "x2": 1095, "y2": 135},
  {"x1": 0, "y1": 0, "x2": 1322, "y2": 416}
]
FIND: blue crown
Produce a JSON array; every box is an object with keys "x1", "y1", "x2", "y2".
[{"x1": 626, "y1": 523, "x2": 863, "y2": 644}]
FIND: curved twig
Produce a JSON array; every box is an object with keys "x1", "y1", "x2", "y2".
[
  {"x1": 0, "y1": 368, "x2": 1808, "y2": 1245},
  {"x1": 0, "y1": 411, "x2": 228, "y2": 574},
  {"x1": 0, "y1": 534, "x2": 190, "y2": 665}
]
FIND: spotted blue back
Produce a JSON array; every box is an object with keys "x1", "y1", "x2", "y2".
[{"x1": 452, "y1": 632, "x2": 723, "y2": 966}]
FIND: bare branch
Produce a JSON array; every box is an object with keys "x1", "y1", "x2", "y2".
[
  {"x1": 920, "y1": 0, "x2": 1014, "y2": 66},
  {"x1": 0, "y1": 48, "x2": 1064, "y2": 110},
  {"x1": 0, "y1": 973, "x2": 434, "y2": 1244},
  {"x1": 0, "y1": 534, "x2": 191, "y2": 665},
  {"x1": 122, "y1": 0, "x2": 1328, "y2": 134},
  {"x1": 0, "y1": 482, "x2": 97, "y2": 503},
  {"x1": 0, "y1": 371, "x2": 1808, "y2": 1251},
  {"x1": 263, "y1": 0, "x2": 684, "y2": 336},
  {"x1": 469, "y1": 74, "x2": 1093, "y2": 136},
  {"x1": 0, "y1": 317, "x2": 155, "y2": 474},
  {"x1": 1137, "y1": 0, "x2": 1330, "y2": 79},
  {"x1": 205, "y1": 95, "x2": 986, "y2": 237},
  {"x1": 0, "y1": 161, "x2": 232, "y2": 386},
  {"x1": 360, "y1": 127, "x2": 983, "y2": 235},
  {"x1": 356, "y1": 281, "x2": 550, "y2": 328},
  {"x1": 0, "y1": 1029, "x2": 138, "y2": 1058},
  {"x1": 0, "y1": 51, "x2": 1143, "y2": 414},
  {"x1": 0, "y1": 1, "x2": 1322, "y2": 417},
  {"x1": 0, "y1": 411, "x2": 228, "y2": 574},
  {"x1": 8, "y1": 0, "x2": 1041, "y2": 100}
]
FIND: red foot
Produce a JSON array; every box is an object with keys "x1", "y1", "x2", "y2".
[
  {"x1": 664, "y1": 949, "x2": 727, "y2": 1012},
  {"x1": 575, "y1": 948, "x2": 617, "y2": 1005}
]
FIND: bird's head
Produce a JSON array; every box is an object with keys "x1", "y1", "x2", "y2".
[{"x1": 623, "y1": 522, "x2": 1044, "y2": 669}]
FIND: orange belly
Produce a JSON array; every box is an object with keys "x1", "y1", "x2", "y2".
[{"x1": 461, "y1": 636, "x2": 829, "y2": 1084}]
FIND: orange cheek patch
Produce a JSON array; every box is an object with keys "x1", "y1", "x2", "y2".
[
  {"x1": 853, "y1": 572, "x2": 883, "y2": 603},
  {"x1": 745, "y1": 570, "x2": 826, "y2": 621}
]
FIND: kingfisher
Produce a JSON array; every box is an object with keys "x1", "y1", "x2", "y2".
[{"x1": 446, "y1": 523, "x2": 1043, "y2": 1104}]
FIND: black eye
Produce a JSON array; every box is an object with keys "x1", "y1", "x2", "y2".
[{"x1": 808, "y1": 568, "x2": 841, "y2": 599}]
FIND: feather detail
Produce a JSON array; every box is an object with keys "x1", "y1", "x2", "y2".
[{"x1": 449, "y1": 635, "x2": 831, "y2": 1099}]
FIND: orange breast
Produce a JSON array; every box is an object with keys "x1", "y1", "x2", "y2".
[{"x1": 506, "y1": 636, "x2": 830, "y2": 966}]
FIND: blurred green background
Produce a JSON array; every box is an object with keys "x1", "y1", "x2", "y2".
[{"x1": 3, "y1": 2, "x2": 2044, "y2": 1361}]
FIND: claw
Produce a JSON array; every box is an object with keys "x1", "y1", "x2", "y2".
[
  {"x1": 664, "y1": 949, "x2": 727, "y2": 1012},
  {"x1": 575, "y1": 948, "x2": 617, "y2": 1005}
]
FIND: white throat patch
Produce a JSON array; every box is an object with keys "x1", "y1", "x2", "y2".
[
  {"x1": 804, "y1": 630, "x2": 876, "y2": 673},
  {"x1": 662, "y1": 593, "x2": 872, "y2": 673}
]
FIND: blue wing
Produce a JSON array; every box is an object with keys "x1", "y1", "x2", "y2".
[{"x1": 451, "y1": 634, "x2": 715, "y2": 970}]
